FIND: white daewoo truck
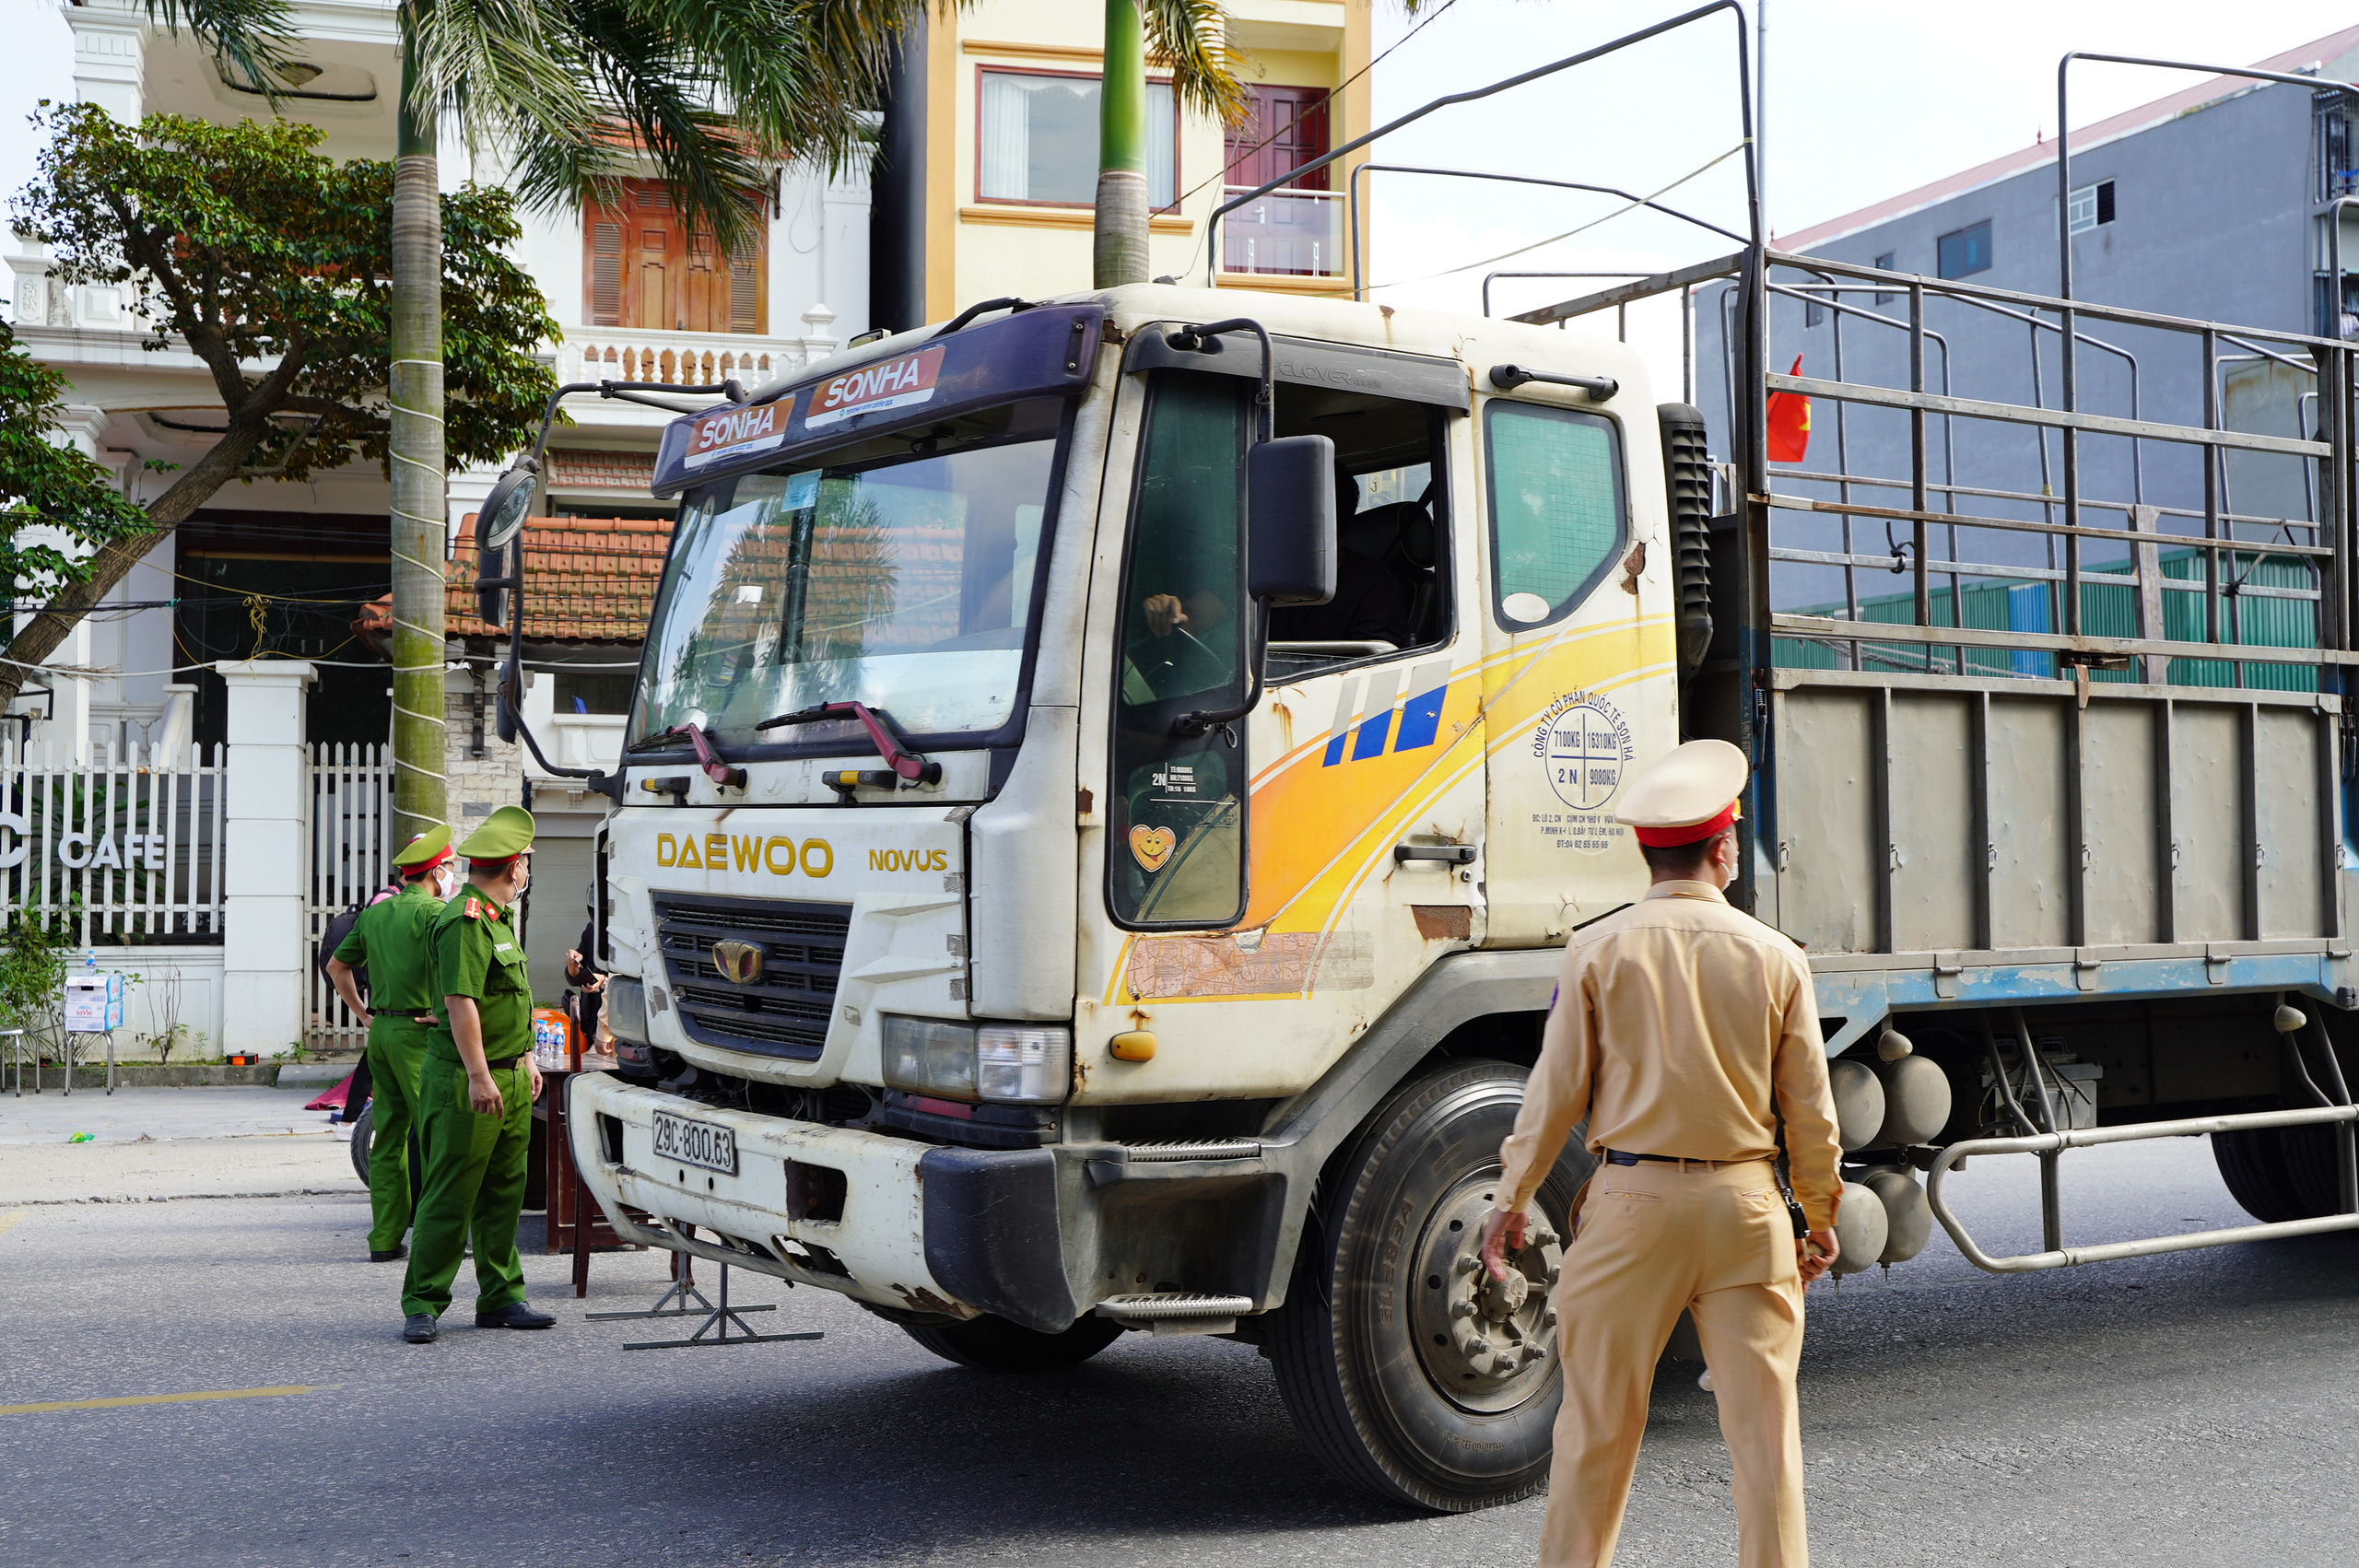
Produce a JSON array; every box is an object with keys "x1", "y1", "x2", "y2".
[{"x1": 469, "y1": 22, "x2": 2359, "y2": 1514}]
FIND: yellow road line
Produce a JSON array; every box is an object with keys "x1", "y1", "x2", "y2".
[
  {"x1": 0, "y1": 1212, "x2": 22, "y2": 1242},
  {"x1": 0, "y1": 1384, "x2": 334, "y2": 1416}
]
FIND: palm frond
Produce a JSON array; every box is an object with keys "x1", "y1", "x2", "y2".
[
  {"x1": 1140, "y1": 0, "x2": 1250, "y2": 128},
  {"x1": 406, "y1": 0, "x2": 612, "y2": 170}
]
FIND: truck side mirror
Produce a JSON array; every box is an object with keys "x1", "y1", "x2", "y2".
[{"x1": 1248, "y1": 434, "x2": 1337, "y2": 606}]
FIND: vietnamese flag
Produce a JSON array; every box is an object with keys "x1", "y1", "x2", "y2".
[{"x1": 1766, "y1": 353, "x2": 1811, "y2": 463}]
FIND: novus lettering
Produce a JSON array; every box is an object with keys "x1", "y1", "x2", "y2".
[{"x1": 868, "y1": 848, "x2": 950, "y2": 872}]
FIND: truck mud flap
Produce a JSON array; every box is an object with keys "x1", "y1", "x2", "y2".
[{"x1": 919, "y1": 1146, "x2": 1078, "y2": 1334}]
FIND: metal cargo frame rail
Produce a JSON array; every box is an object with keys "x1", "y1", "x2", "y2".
[{"x1": 1922, "y1": 1006, "x2": 2359, "y2": 1273}]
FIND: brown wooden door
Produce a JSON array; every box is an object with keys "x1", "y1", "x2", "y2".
[
  {"x1": 583, "y1": 180, "x2": 767, "y2": 333},
  {"x1": 1225, "y1": 85, "x2": 1332, "y2": 191}
]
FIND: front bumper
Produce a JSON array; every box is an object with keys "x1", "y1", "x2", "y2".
[{"x1": 568, "y1": 1075, "x2": 1081, "y2": 1331}]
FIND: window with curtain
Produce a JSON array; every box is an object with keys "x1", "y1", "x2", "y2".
[{"x1": 978, "y1": 71, "x2": 1176, "y2": 209}]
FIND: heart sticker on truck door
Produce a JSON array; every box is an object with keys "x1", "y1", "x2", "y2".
[{"x1": 1129, "y1": 825, "x2": 1176, "y2": 872}]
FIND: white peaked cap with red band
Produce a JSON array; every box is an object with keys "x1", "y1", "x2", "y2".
[{"x1": 1614, "y1": 739, "x2": 1747, "y2": 848}]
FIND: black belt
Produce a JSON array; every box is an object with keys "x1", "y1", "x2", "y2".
[
  {"x1": 374, "y1": 1009, "x2": 441, "y2": 1021},
  {"x1": 1604, "y1": 1150, "x2": 1741, "y2": 1169}
]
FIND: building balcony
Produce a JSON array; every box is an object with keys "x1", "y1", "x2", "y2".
[
  {"x1": 1220, "y1": 187, "x2": 1347, "y2": 279},
  {"x1": 557, "y1": 308, "x2": 845, "y2": 393},
  {"x1": 543, "y1": 711, "x2": 628, "y2": 775}
]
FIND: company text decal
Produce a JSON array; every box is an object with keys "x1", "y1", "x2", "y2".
[
  {"x1": 684, "y1": 402, "x2": 788, "y2": 470},
  {"x1": 804, "y1": 345, "x2": 946, "y2": 430}
]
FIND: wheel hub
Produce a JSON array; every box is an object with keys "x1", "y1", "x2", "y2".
[{"x1": 1408, "y1": 1179, "x2": 1565, "y2": 1413}]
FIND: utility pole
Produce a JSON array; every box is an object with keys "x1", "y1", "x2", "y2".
[{"x1": 1093, "y1": 0, "x2": 1150, "y2": 287}]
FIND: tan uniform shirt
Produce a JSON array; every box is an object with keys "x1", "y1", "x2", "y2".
[{"x1": 1498, "y1": 880, "x2": 1846, "y2": 1230}]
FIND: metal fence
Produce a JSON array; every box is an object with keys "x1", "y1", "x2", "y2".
[
  {"x1": 307, "y1": 743, "x2": 393, "y2": 1050},
  {"x1": 0, "y1": 740, "x2": 227, "y2": 943}
]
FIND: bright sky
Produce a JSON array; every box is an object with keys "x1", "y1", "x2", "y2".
[
  {"x1": 1364, "y1": 1, "x2": 2357, "y2": 381},
  {"x1": 4, "y1": 0, "x2": 2351, "y2": 335}
]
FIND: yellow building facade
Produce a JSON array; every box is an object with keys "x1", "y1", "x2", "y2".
[{"x1": 882, "y1": 0, "x2": 1372, "y2": 325}]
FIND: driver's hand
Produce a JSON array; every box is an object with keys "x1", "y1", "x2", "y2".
[{"x1": 1144, "y1": 594, "x2": 1189, "y2": 638}]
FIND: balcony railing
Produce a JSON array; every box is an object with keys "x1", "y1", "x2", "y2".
[
  {"x1": 558, "y1": 309, "x2": 842, "y2": 391},
  {"x1": 1222, "y1": 187, "x2": 1346, "y2": 278}
]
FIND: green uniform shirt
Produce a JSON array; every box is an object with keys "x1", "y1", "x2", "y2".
[
  {"x1": 428, "y1": 885, "x2": 534, "y2": 1063},
  {"x1": 331, "y1": 881, "x2": 446, "y2": 1012}
]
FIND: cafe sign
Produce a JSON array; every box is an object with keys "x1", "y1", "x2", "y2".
[{"x1": 0, "y1": 813, "x2": 168, "y2": 872}]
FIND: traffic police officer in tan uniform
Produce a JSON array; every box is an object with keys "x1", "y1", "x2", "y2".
[
  {"x1": 1481, "y1": 740, "x2": 1844, "y2": 1568},
  {"x1": 326, "y1": 825, "x2": 457, "y2": 1261},
  {"x1": 401, "y1": 806, "x2": 553, "y2": 1342}
]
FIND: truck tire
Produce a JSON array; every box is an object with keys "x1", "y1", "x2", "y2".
[
  {"x1": 348, "y1": 1102, "x2": 374, "y2": 1184},
  {"x1": 2212, "y1": 1125, "x2": 2342, "y2": 1222},
  {"x1": 902, "y1": 1313, "x2": 1123, "y2": 1372},
  {"x1": 1265, "y1": 1059, "x2": 1589, "y2": 1512}
]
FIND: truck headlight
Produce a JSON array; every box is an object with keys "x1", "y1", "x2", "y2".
[
  {"x1": 606, "y1": 977, "x2": 648, "y2": 1045},
  {"x1": 883, "y1": 1016, "x2": 978, "y2": 1100},
  {"x1": 881, "y1": 1017, "x2": 1072, "y2": 1105}
]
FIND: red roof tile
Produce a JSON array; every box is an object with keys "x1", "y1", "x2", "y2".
[{"x1": 445, "y1": 513, "x2": 673, "y2": 644}]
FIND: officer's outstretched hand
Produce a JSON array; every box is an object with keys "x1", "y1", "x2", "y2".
[
  {"x1": 1796, "y1": 1228, "x2": 1839, "y2": 1285},
  {"x1": 1479, "y1": 1207, "x2": 1526, "y2": 1282}
]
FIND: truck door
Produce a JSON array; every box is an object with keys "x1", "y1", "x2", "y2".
[
  {"x1": 1476, "y1": 391, "x2": 1679, "y2": 944},
  {"x1": 1078, "y1": 358, "x2": 1492, "y2": 1098}
]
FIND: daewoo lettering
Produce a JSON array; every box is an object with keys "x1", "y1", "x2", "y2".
[{"x1": 655, "y1": 831, "x2": 834, "y2": 877}]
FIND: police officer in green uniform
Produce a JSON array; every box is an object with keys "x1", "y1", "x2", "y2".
[
  {"x1": 400, "y1": 806, "x2": 555, "y2": 1342},
  {"x1": 326, "y1": 825, "x2": 458, "y2": 1262}
]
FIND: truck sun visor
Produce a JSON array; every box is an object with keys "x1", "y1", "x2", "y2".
[{"x1": 651, "y1": 302, "x2": 1107, "y2": 497}]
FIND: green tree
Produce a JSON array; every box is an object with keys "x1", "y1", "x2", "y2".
[
  {"x1": 0, "y1": 317, "x2": 150, "y2": 597},
  {"x1": 2, "y1": 105, "x2": 557, "y2": 711}
]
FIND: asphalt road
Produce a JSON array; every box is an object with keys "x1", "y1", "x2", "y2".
[{"x1": 1, "y1": 1130, "x2": 2354, "y2": 1568}]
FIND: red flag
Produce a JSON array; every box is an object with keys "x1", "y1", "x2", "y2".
[{"x1": 1766, "y1": 353, "x2": 1811, "y2": 463}]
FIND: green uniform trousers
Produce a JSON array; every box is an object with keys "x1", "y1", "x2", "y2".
[
  {"x1": 399, "y1": 1053, "x2": 534, "y2": 1319},
  {"x1": 362, "y1": 1017, "x2": 434, "y2": 1254}
]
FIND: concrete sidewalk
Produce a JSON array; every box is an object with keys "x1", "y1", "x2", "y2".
[{"x1": 0, "y1": 1086, "x2": 363, "y2": 1204}]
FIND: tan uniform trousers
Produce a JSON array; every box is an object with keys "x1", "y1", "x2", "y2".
[{"x1": 1538, "y1": 1156, "x2": 1808, "y2": 1568}]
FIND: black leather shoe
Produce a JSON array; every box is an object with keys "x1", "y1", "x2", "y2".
[
  {"x1": 475, "y1": 1302, "x2": 557, "y2": 1329},
  {"x1": 370, "y1": 1246, "x2": 407, "y2": 1262},
  {"x1": 402, "y1": 1313, "x2": 439, "y2": 1343}
]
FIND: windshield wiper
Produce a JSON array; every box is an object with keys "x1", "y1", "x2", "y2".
[
  {"x1": 626, "y1": 722, "x2": 745, "y2": 788},
  {"x1": 757, "y1": 701, "x2": 943, "y2": 790}
]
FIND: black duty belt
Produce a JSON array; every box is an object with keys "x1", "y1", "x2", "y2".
[
  {"x1": 374, "y1": 1009, "x2": 442, "y2": 1021},
  {"x1": 1604, "y1": 1150, "x2": 1742, "y2": 1170}
]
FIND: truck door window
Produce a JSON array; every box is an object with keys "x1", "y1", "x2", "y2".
[
  {"x1": 1109, "y1": 371, "x2": 1250, "y2": 930},
  {"x1": 1265, "y1": 392, "x2": 1451, "y2": 682},
  {"x1": 1485, "y1": 401, "x2": 1625, "y2": 631}
]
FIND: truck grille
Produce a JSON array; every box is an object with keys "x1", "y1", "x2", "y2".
[{"x1": 651, "y1": 893, "x2": 850, "y2": 1060}]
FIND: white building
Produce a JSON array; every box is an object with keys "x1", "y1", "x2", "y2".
[{"x1": 4, "y1": 0, "x2": 870, "y2": 1053}]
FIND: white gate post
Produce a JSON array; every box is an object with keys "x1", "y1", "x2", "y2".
[{"x1": 216, "y1": 661, "x2": 315, "y2": 1056}]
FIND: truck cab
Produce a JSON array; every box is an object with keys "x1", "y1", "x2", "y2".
[{"x1": 569, "y1": 284, "x2": 1685, "y2": 1508}]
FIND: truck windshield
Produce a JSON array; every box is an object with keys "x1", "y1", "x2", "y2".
[{"x1": 633, "y1": 398, "x2": 1064, "y2": 751}]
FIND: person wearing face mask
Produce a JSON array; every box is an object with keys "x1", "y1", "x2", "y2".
[
  {"x1": 400, "y1": 806, "x2": 553, "y2": 1343},
  {"x1": 327, "y1": 825, "x2": 458, "y2": 1263}
]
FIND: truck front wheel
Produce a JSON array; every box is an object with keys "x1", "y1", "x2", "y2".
[
  {"x1": 902, "y1": 1313, "x2": 1123, "y2": 1372},
  {"x1": 1266, "y1": 1059, "x2": 1589, "y2": 1512}
]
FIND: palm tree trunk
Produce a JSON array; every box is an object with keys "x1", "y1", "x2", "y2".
[
  {"x1": 1093, "y1": 0, "x2": 1149, "y2": 287},
  {"x1": 389, "y1": 20, "x2": 448, "y2": 843}
]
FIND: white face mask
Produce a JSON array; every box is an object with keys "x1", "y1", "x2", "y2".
[{"x1": 432, "y1": 865, "x2": 458, "y2": 900}]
